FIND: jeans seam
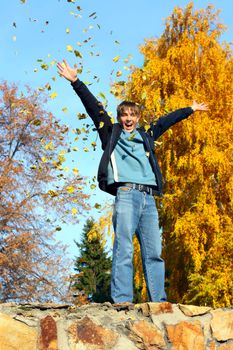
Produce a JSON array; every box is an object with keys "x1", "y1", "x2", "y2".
[{"x1": 138, "y1": 222, "x2": 157, "y2": 300}]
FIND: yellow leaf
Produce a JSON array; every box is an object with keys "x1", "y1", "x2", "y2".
[
  {"x1": 113, "y1": 55, "x2": 120, "y2": 62},
  {"x1": 90, "y1": 184, "x2": 96, "y2": 189},
  {"x1": 67, "y1": 186, "x2": 75, "y2": 193},
  {"x1": 72, "y1": 168, "x2": 79, "y2": 174},
  {"x1": 66, "y1": 28, "x2": 70, "y2": 34},
  {"x1": 99, "y1": 121, "x2": 104, "y2": 129},
  {"x1": 83, "y1": 147, "x2": 89, "y2": 152},
  {"x1": 116, "y1": 70, "x2": 122, "y2": 77},
  {"x1": 62, "y1": 107, "x2": 68, "y2": 113},
  {"x1": 41, "y1": 156, "x2": 47, "y2": 163},
  {"x1": 50, "y1": 92, "x2": 58, "y2": 99},
  {"x1": 71, "y1": 208, "x2": 78, "y2": 215},
  {"x1": 66, "y1": 44, "x2": 73, "y2": 52}
]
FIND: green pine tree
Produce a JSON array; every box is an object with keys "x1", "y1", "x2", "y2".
[{"x1": 73, "y1": 218, "x2": 112, "y2": 303}]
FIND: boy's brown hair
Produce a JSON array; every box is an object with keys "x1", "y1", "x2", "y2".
[{"x1": 117, "y1": 101, "x2": 141, "y2": 118}]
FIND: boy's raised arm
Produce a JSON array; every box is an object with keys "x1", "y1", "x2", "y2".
[{"x1": 57, "y1": 60, "x2": 113, "y2": 149}]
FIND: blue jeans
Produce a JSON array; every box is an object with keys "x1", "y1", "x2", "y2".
[{"x1": 111, "y1": 186, "x2": 167, "y2": 303}]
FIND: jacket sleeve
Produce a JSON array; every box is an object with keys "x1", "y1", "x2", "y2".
[
  {"x1": 71, "y1": 79, "x2": 113, "y2": 149},
  {"x1": 151, "y1": 107, "x2": 194, "y2": 140}
]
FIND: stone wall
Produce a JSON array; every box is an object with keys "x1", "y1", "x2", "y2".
[{"x1": 0, "y1": 302, "x2": 232, "y2": 349}]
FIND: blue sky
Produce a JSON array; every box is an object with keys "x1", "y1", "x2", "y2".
[{"x1": 1, "y1": 0, "x2": 232, "y2": 260}]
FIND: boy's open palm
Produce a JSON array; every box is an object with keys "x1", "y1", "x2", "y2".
[{"x1": 57, "y1": 60, "x2": 77, "y2": 83}]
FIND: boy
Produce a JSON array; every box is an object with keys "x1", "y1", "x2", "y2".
[{"x1": 57, "y1": 59, "x2": 208, "y2": 303}]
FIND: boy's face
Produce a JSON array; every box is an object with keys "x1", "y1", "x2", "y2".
[{"x1": 118, "y1": 108, "x2": 140, "y2": 132}]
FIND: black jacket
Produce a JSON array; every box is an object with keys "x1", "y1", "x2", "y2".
[{"x1": 71, "y1": 79, "x2": 193, "y2": 196}]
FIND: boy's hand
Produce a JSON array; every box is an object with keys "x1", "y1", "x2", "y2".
[
  {"x1": 191, "y1": 100, "x2": 209, "y2": 112},
  {"x1": 57, "y1": 59, "x2": 78, "y2": 83}
]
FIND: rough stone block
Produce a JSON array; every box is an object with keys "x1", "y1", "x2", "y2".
[
  {"x1": 127, "y1": 319, "x2": 166, "y2": 349},
  {"x1": 69, "y1": 315, "x2": 118, "y2": 350},
  {"x1": 210, "y1": 310, "x2": 233, "y2": 341},
  {"x1": 39, "y1": 315, "x2": 58, "y2": 350},
  {"x1": 0, "y1": 312, "x2": 37, "y2": 350},
  {"x1": 166, "y1": 320, "x2": 205, "y2": 350}
]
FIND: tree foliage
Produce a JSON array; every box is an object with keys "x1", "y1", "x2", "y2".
[
  {"x1": 112, "y1": 2, "x2": 233, "y2": 307},
  {"x1": 0, "y1": 81, "x2": 90, "y2": 302},
  {"x1": 72, "y1": 217, "x2": 112, "y2": 304}
]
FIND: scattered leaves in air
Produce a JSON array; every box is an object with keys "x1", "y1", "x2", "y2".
[
  {"x1": 98, "y1": 92, "x2": 106, "y2": 100},
  {"x1": 67, "y1": 186, "x2": 75, "y2": 193},
  {"x1": 91, "y1": 141, "x2": 96, "y2": 150},
  {"x1": 113, "y1": 55, "x2": 120, "y2": 63},
  {"x1": 77, "y1": 113, "x2": 87, "y2": 120},
  {"x1": 50, "y1": 92, "x2": 58, "y2": 99},
  {"x1": 71, "y1": 208, "x2": 78, "y2": 215},
  {"x1": 94, "y1": 203, "x2": 101, "y2": 209},
  {"x1": 41, "y1": 63, "x2": 49, "y2": 70},
  {"x1": 74, "y1": 50, "x2": 82, "y2": 58},
  {"x1": 66, "y1": 44, "x2": 73, "y2": 52},
  {"x1": 89, "y1": 12, "x2": 97, "y2": 18},
  {"x1": 32, "y1": 119, "x2": 42, "y2": 126}
]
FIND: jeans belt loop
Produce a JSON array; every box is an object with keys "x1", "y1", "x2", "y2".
[{"x1": 138, "y1": 184, "x2": 143, "y2": 191}]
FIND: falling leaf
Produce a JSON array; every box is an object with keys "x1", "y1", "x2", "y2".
[
  {"x1": 116, "y1": 70, "x2": 122, "y2": 77},
  {"x1": 115, "y1": 40, "x2": 120, "y2": 44},
  {"x1": 41, "y1": 63, "x2": 49, "y2": 70},
  {"x1": 91, "y1": 141, "x2": 96, "y2": 149},
  {"x1": 72, "y1": 168, "x2": 79, "y2": 174},
  {"x1": 72, "y1": 147, "x2": 79, "y2": 151},
  {"x1": 77, "y1": 5, "x2": 82, "y2": 10},
  {"x1": 32, "y1": 119, "x2": 42, "y2": 126},
  {"x1": 99, "y1": 121, "x2": 104, "y2": 129},
  {"x1": 48, "y1": 190, "x2": 59, "y2": 197},
  {"x1": 44, "y1": 142, "x2": 54, "y2": 150},
  {"x1": 90, "y1": 184, "x2": 96, "y2": 189},
  {"x1": 13, "y1": 22, "x2": 17, "y2": 28},
  {"x1": 71, "y1": 208, "x2": 78, "y2": 215},
  {"x1": 62, "y1": 107, "x2": 68, "y2": 113},
  {"x1": 66, "y1": 44, "x2": 73, "y2": 52},
  {"x1": 113, "y1": 55, "x2": 120, "y2": 62},
  {"x1": 20, "y1": 0, "x2": 26, "y2": 3},
  {"x1": 67, "y1": 0, "x2": 75, "y2": 3},
  {"x1": 67, "y1": 186, "x2": 75, "y2": 193},
  {"x1": 55, "y1": 227, "x2": 62, "y2": 231},
  {"x1": 12, "y1": 35, "x2": 17, "y2": 41},
  {"x1": 83, "y1": 147, "x2": 89, "y2": 152},
  {"x1": 50, "y1": 92, "x2": 58, "y2": 99},
  {"x1": 94, "y1": 203, "x2": 101, "y2": 209},
  {"x1": 98, "y1": 92, "x2": 106, "y2": 100},
  {"x1": 41, "y1": 157, "x2": 47, "y2": 163},
  {"x1": 89, "y1": 12, "x2": 96, "y2": 17},
  {"x1": 74, "y1": 50, "x2": 82, "y2": 58},
  {"x1": 77, "y1": 113, "x2": 87, "y2": 120},
  {"x1": 66, "y1": 28, "x2": 70, "y2": 34}
]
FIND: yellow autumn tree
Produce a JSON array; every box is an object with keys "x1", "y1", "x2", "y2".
[{"x1": 112, "y1": 2, "x2": 233, "y2": 307}]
